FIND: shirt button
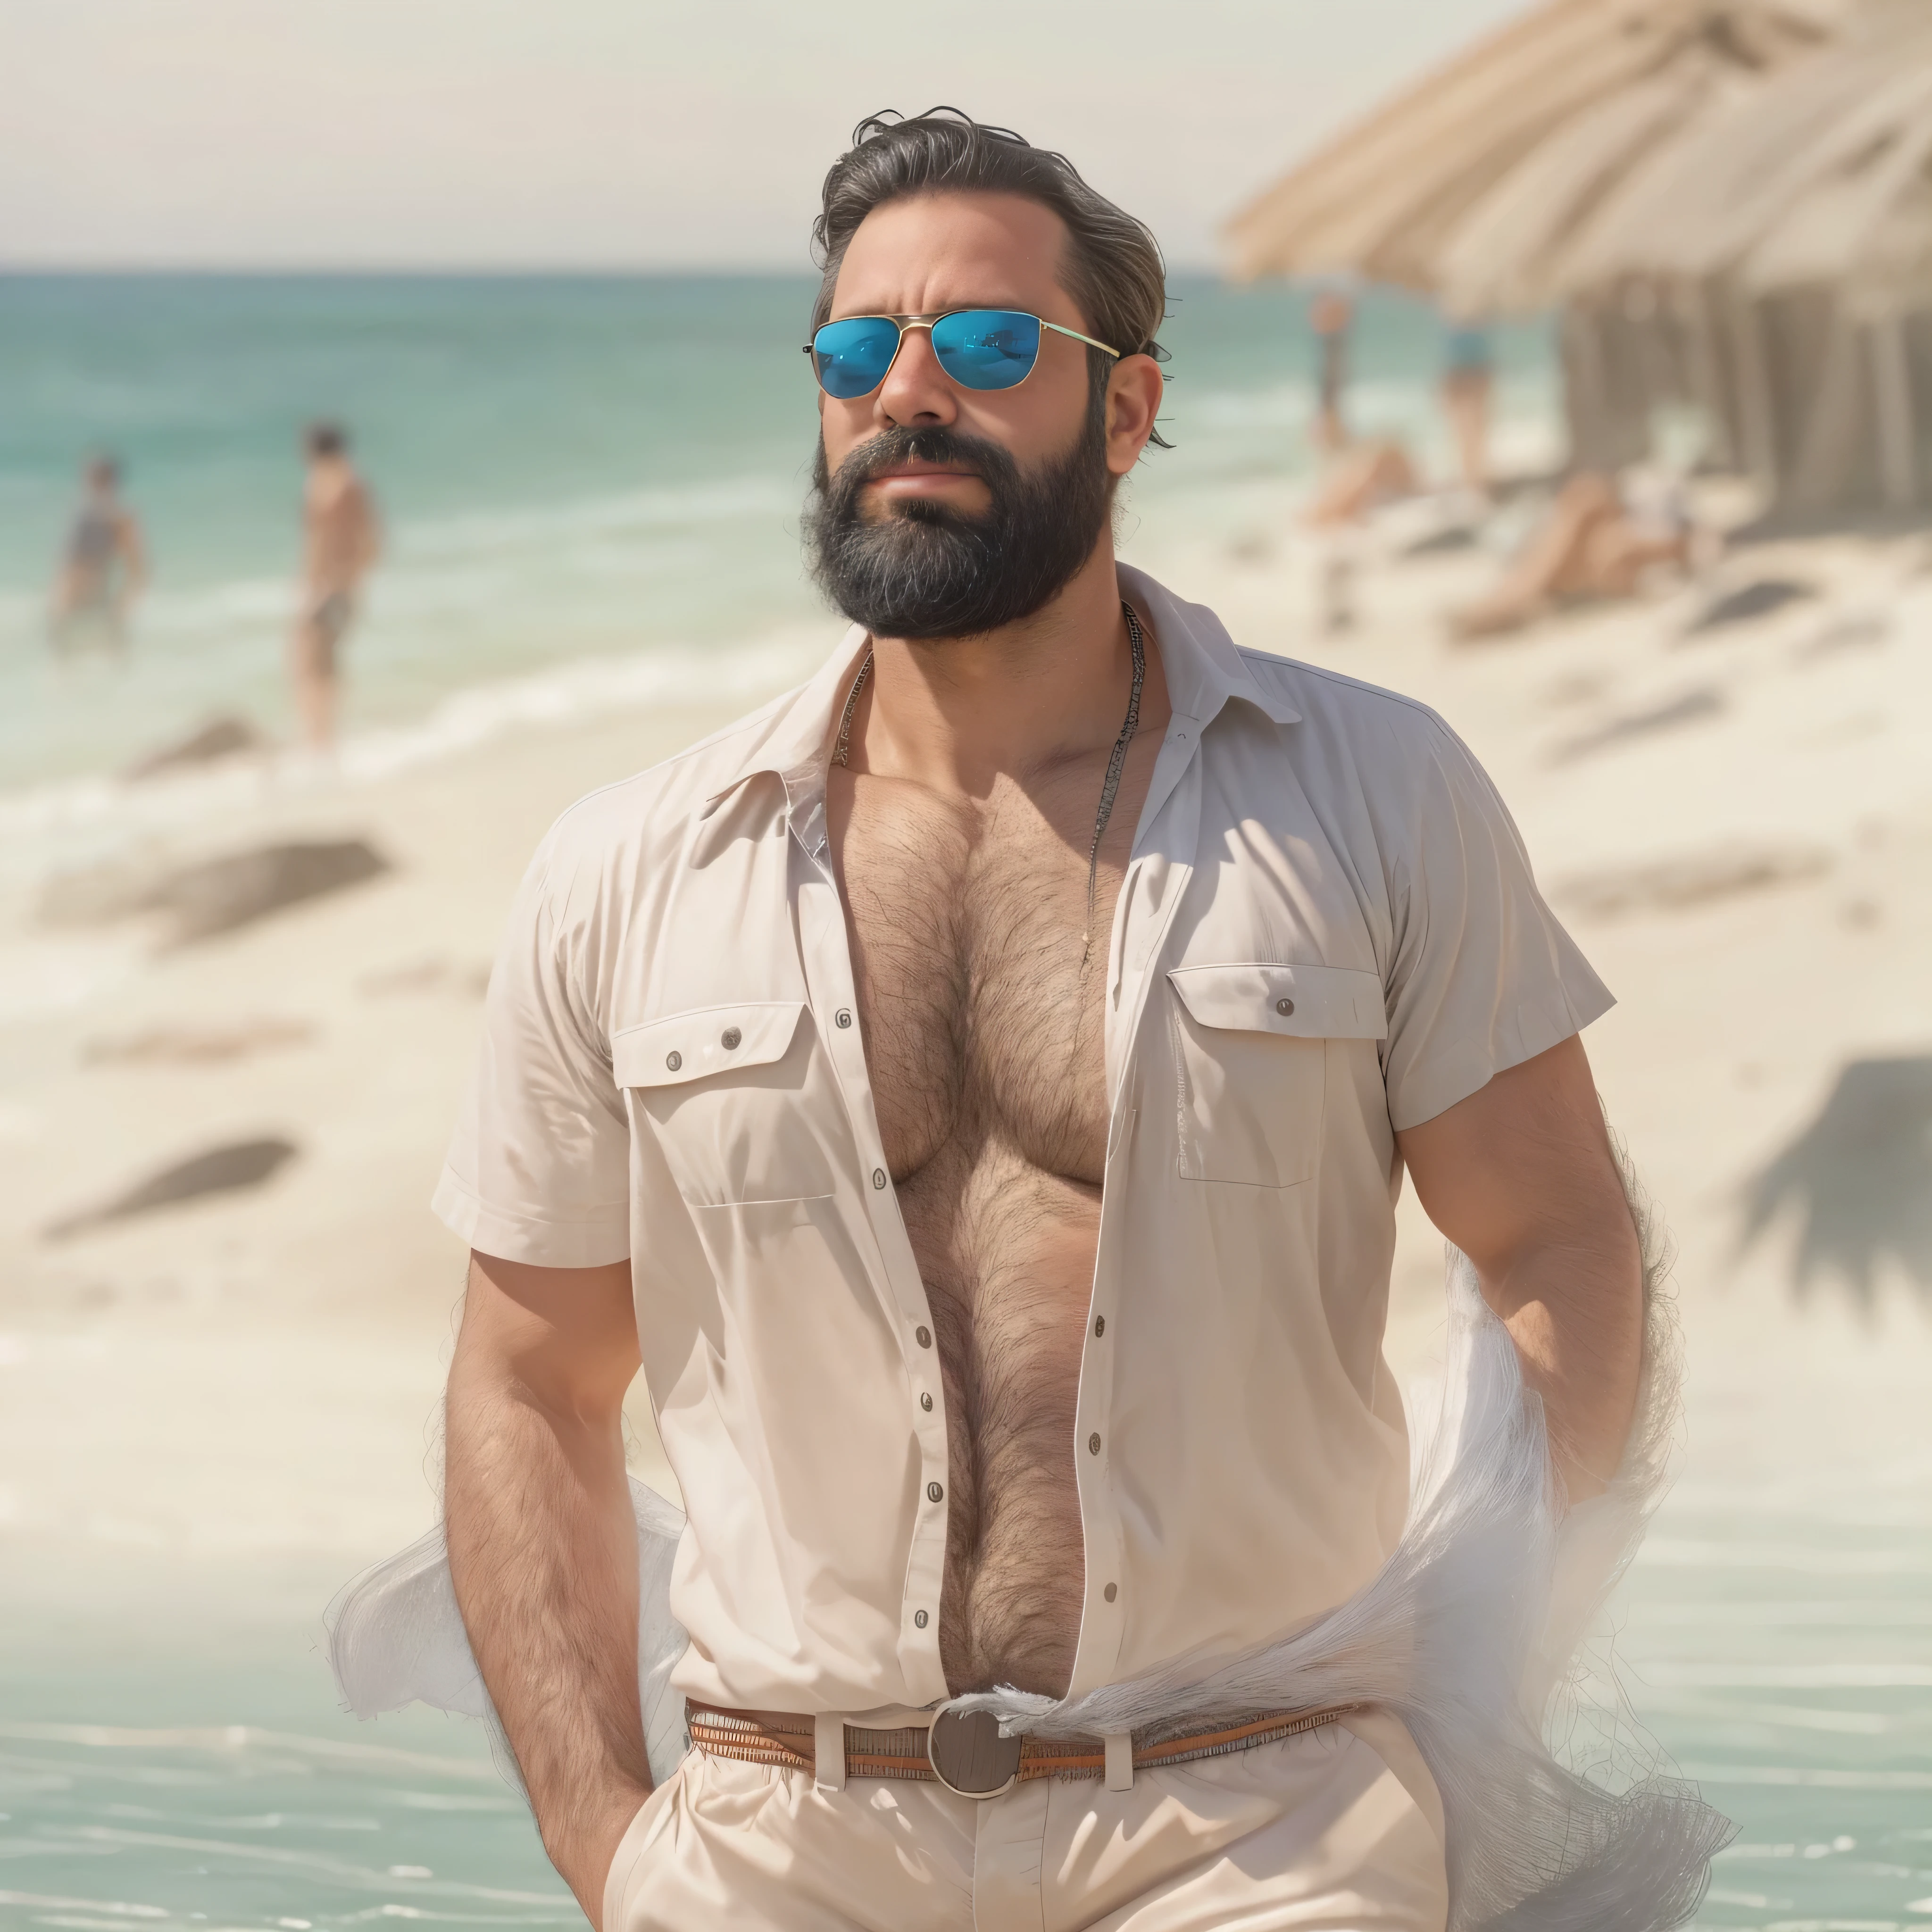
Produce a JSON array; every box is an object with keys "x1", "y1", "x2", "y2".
[
  {"x1": 665, "y1": 1049, "x2": 683, "y2": 1072},
  {"x1": 835, "y1": 1008, "x2": 853, "y2": 1029},
  {"x1": 920, "y1": 1392, "x2": 934, "y2": 1412},
  {"x1": 1088, "y1": 1433, "x2": 1101, "y2": 1456},
  {"x1": 1276, "y1": 997, "x2": 1295, "y2": 1016},
  {"x1": 1104, "y1": 1582, "x2": 1118, "y2": 1603},
  {"x1": 721, "y1": 1026, "x2": 741, "y2": 1050},
  {"x1": 873, "y1": 1168, "x2": 887, "y2": 1190},
  {"x1": 927, "y1": 1481, "x2": 944, "y2": 1503},
  {"x1": 1093, "y1": 1316, "x2": 1106, "y2": 1338},
  {"x1": 916, "y1": 1325, "x2": 932, "y2": 1348},
  {"x1": 914, "y1": 1609, "x2": 929, "y2": 1629}
]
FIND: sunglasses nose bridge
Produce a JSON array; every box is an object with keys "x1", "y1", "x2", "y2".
[{"x1": 876, "y1": 319, "x2": 956, "y2": 409}]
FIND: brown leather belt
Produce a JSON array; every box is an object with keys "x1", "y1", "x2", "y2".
[{"x1": 687, "y1": 1700, "x2": 1359, "y2": 1799}]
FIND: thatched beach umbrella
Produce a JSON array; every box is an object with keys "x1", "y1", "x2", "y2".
[
  {"x1": 1554, "y1": 0, "x2": 1932, "y2": 509},
  {"x1": 1223, "y1": 0, "x2": 1845, "y2": 308},
  {"x1": 1560, "y1": 0, "x2": 1932, "y2": 305}
]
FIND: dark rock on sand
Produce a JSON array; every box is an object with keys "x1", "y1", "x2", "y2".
[
  {"x1": 41, "y1": 839, "x2": 391, "y2": 946},
  {"x1": 1686, "y1": 578, "x2": 1815, "y2": 634},
  {"x1": 1550, "y1": 687, "x2": 1725, "y2": 763},
  {"x1": 1554, "y1": 843, "x2": 1832, "y2": 920},
  {"x1": 44, "y1": 1135, "x2": 300, "y2": 1241},
  {"x1": 121, "y1": 714, "x2": 271, "y2": 782}
]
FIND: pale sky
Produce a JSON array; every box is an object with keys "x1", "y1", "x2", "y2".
[{"x1": 5, "y1": 0, "x2": 1528, "y2": 271}]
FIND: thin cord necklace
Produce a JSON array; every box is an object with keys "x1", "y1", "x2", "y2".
[
  {"x1": 832, "y1": 600, "x2": 1147, "y2": 964},
  {"x1": 1085, "y1": 600, "x2": 1146, "y2": 960}
]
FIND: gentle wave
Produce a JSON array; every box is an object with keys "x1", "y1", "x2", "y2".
[
  {"x1": 394, "y1": 475, "x2": 801, "y2": 556},
  {"x1": 0, "y1": 625, "x2": 827, "y2": 849},
  {"x1": 1679, "y1": 1765, "x2": 1932, "y2": 1790},
  {"x1": 43, "y1": 1827, "x2": 570, "y2": 1905},
  {"x1": 1635, "y1": 1540, "x2": 1932, "y2": 1574},
  {"x1": 0, "y1": 1722, "x2": 496, "y2": 1779},
  {"x1": 1636, "y1": 1665, "x2": 1932, "y2": 1689}
]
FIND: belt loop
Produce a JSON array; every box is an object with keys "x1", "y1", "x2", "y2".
[
  {"x1": 814, "y1": 1711, "x2": 847, "y2": 1792},
  {"x1": 1104, "y1": 1731, "x2": 1133, "y2": 1793}
]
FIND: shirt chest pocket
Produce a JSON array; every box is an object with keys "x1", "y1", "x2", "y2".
[
  {"x1": 613, "y1": 1002, "x2": 837, "y2": 1208},
  {"x1": 1166, "y1": 963, "x2": 1388, "y2": 1188}
]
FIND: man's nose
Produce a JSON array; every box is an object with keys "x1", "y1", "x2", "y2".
[{"x1": 875, "y1": 327, "x2": 957, "y2": 429}]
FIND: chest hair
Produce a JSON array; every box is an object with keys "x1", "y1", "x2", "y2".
[{"x1": 831, "y1": 740, "x2": 1159, "y2": 1691}]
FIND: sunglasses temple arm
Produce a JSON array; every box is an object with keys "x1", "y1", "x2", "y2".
[{"x1": 1040, "y1": 320, "x2": 1124, "y2": 361}]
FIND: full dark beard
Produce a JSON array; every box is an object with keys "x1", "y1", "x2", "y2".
[{"x1": 805, "y1": 394, "x2": 1112, "y2": 642}]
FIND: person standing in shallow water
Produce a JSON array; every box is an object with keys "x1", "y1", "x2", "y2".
[
  {"x1": 292, "y1": 421, "x2": 381, "y2": 751},
  {"x1": 50, "y1": 455, "x2": 147, "y2": 661},
  {"x1": 433, "y1": 111, "x2": 1650, "y2": 1930}
]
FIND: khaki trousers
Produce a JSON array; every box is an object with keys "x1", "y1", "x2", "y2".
[{"x1": 603, "y1": 1711, "x2": 1448, "y2": 1932}]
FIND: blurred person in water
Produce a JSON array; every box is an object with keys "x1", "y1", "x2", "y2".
[
  {"x1": 381, "y1": 108, "x2": 1728, "y2": 1932},
  {"x1": 293, "y1": 421, "x2": 382, "y2": 750},
  {"x1": 50, "y1": 455, "x2": 147, "y2": 661}
]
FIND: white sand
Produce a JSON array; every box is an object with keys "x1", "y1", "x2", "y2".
[{"x1": 2, "y1": 525, "x2": 1929, "y2": 1622}]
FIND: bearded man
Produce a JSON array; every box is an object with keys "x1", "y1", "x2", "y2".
[{"x1": 426, "y1": 111, "x2": 1692, "y2": 1932}]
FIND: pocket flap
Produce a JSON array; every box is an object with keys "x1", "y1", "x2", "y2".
[
  {"x1": 613, "y1": 1002, "x2": 807, "y2": 1088},
  {"x1": 1166, "y1": 962, "x2": 1386, "y2": 1041}
]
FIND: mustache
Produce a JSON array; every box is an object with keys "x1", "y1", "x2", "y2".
[{"x1": 820, "y1": 424, "x2": 1019, "y2": 512}]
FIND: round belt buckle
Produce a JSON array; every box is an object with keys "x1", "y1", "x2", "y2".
[{"x1": 926, "y1": 1707, "x2": 1023, "y2": 1799}]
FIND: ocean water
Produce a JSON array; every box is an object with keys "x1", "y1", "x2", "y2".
[{"x1": 0, "y1": 274, "x2": 1557, "y2": 796}]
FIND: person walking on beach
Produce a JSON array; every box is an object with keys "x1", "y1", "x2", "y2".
[
  {"x1": 50, "y1": 455, "x2": 146, "y2": 661},
  {"x1": 293, "y1": 422, "x2": 381, "y2": 751},
  {"x1": 429, "y1": 112, "x2": 1720, "y2": 1931},
  {"x1": 1440, "y1": 319, "x2": 1495, "y2": 495},
  {"x1": 1309, "y1": 284, "x2": 1354, "y2": 454}
]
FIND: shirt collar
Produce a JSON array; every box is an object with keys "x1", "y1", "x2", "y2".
[
  {"x1": 700, "y1": 623, "x2": 871, "y2": 824},
  {"x1": 1116, "y1": 562, "x2": 1301, "y2": 731},
  {"x1": 699, "y1": 565, "x2": 1299, "y2": 819}
]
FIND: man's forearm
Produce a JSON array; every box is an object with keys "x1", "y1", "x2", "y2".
[
  {"x1": 445, "y1": 1361, "x2": 650, "y2": 1925},
  {"x1": 1398, "y1": 1041, "x2": 1649, "y2": 1506},
  {"x1": 1480, "y1": 1212, "x2": 1644, "y2": 1501}
]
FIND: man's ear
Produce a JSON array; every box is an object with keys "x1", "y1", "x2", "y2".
[{"x1": 1105, "y1": 354, "x2": 1166, "y2": 475}]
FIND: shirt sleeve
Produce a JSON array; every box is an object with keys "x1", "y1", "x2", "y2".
[
  {"x1": 1378, "y1": 714, "x2": 1613, "y2": 1133},
  {"x1": 432, "y1": 826, "x2": 633, "y2": 1268}
]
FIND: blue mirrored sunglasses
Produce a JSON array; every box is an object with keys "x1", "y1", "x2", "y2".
[{"x1": 806, "y1": 309, "x2": 1122, "y2": 400}]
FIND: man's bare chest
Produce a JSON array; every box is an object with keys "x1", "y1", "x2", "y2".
[{"x1": 835, "y1": 776, "x2": 1114, "y2": 1189}]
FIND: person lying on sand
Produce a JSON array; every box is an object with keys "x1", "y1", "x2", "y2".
[
  {"x1": 414, "y1": 109, "x2": 1721, "y2": 1932},
  {"x1": 1304, "y1": 435, "x2": 1421, "y2": 528},
  {"x1": 1451, "y1": 469, "x2": 1694, "y2": 641}
]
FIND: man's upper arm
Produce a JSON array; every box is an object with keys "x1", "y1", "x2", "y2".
[
  {"x1": 435, "y1": 828, "x2": 633, "y2": 1270},
  {"x1": 458, "y1": 1252, "x2": 640, "y2": 1410},
  {"x1": 1396, "y1": 1036, "x2": 1630, "y2": 1279},
  {"x1": 1375, "y1": 711, "x2": 1613, "y2": 1134}
]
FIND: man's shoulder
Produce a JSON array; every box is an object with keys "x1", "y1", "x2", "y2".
[
  {"x1": 535, "y1": 683, "x2": 812, "y2": 873},
  {"x1": 1234, "y1": 647, "x2": 1457, "y2": 754}
]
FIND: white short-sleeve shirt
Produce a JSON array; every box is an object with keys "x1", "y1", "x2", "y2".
[{"x1": 435, "y1": 563, "x2": 1613, "y2": 1715}]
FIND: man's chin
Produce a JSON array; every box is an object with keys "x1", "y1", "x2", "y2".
[{"x1": 860, "y1": 499, "x2": 978, "y2": 535}]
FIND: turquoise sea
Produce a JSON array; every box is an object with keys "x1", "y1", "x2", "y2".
[
  {"x1": 0, "y1": 274, "x2": 1556, "y2": 793},
  {"x1": 2, "y1": 278, "x2": 1928, "y2": 1931}
]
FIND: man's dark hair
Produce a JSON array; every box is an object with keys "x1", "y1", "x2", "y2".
[
  {"x1": 812, "y1": 108, "x2": 1170, "y2": 448},
  {"x1": 306, "y1": 421, "x2": 348, "y2": 458},
  {"x1": 85, "y1": 454, "x2": 121, "y2": 490}
]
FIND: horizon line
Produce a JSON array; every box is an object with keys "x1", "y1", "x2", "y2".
[{"x1": 0, "y1": 256, "x2": 1233, "y2": 280}]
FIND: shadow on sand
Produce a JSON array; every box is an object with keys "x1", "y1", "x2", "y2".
[{"x1": 1742, "y1": 1056, "x2": 1932, "y2": 1311}]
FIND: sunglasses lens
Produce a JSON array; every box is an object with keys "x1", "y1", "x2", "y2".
[
  {"x1": 930, "y1": 310, "x2": 1041, "y2": 391},
  {"x1": 812, "y1": 317, "x2": 900, "y2": 399}
]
